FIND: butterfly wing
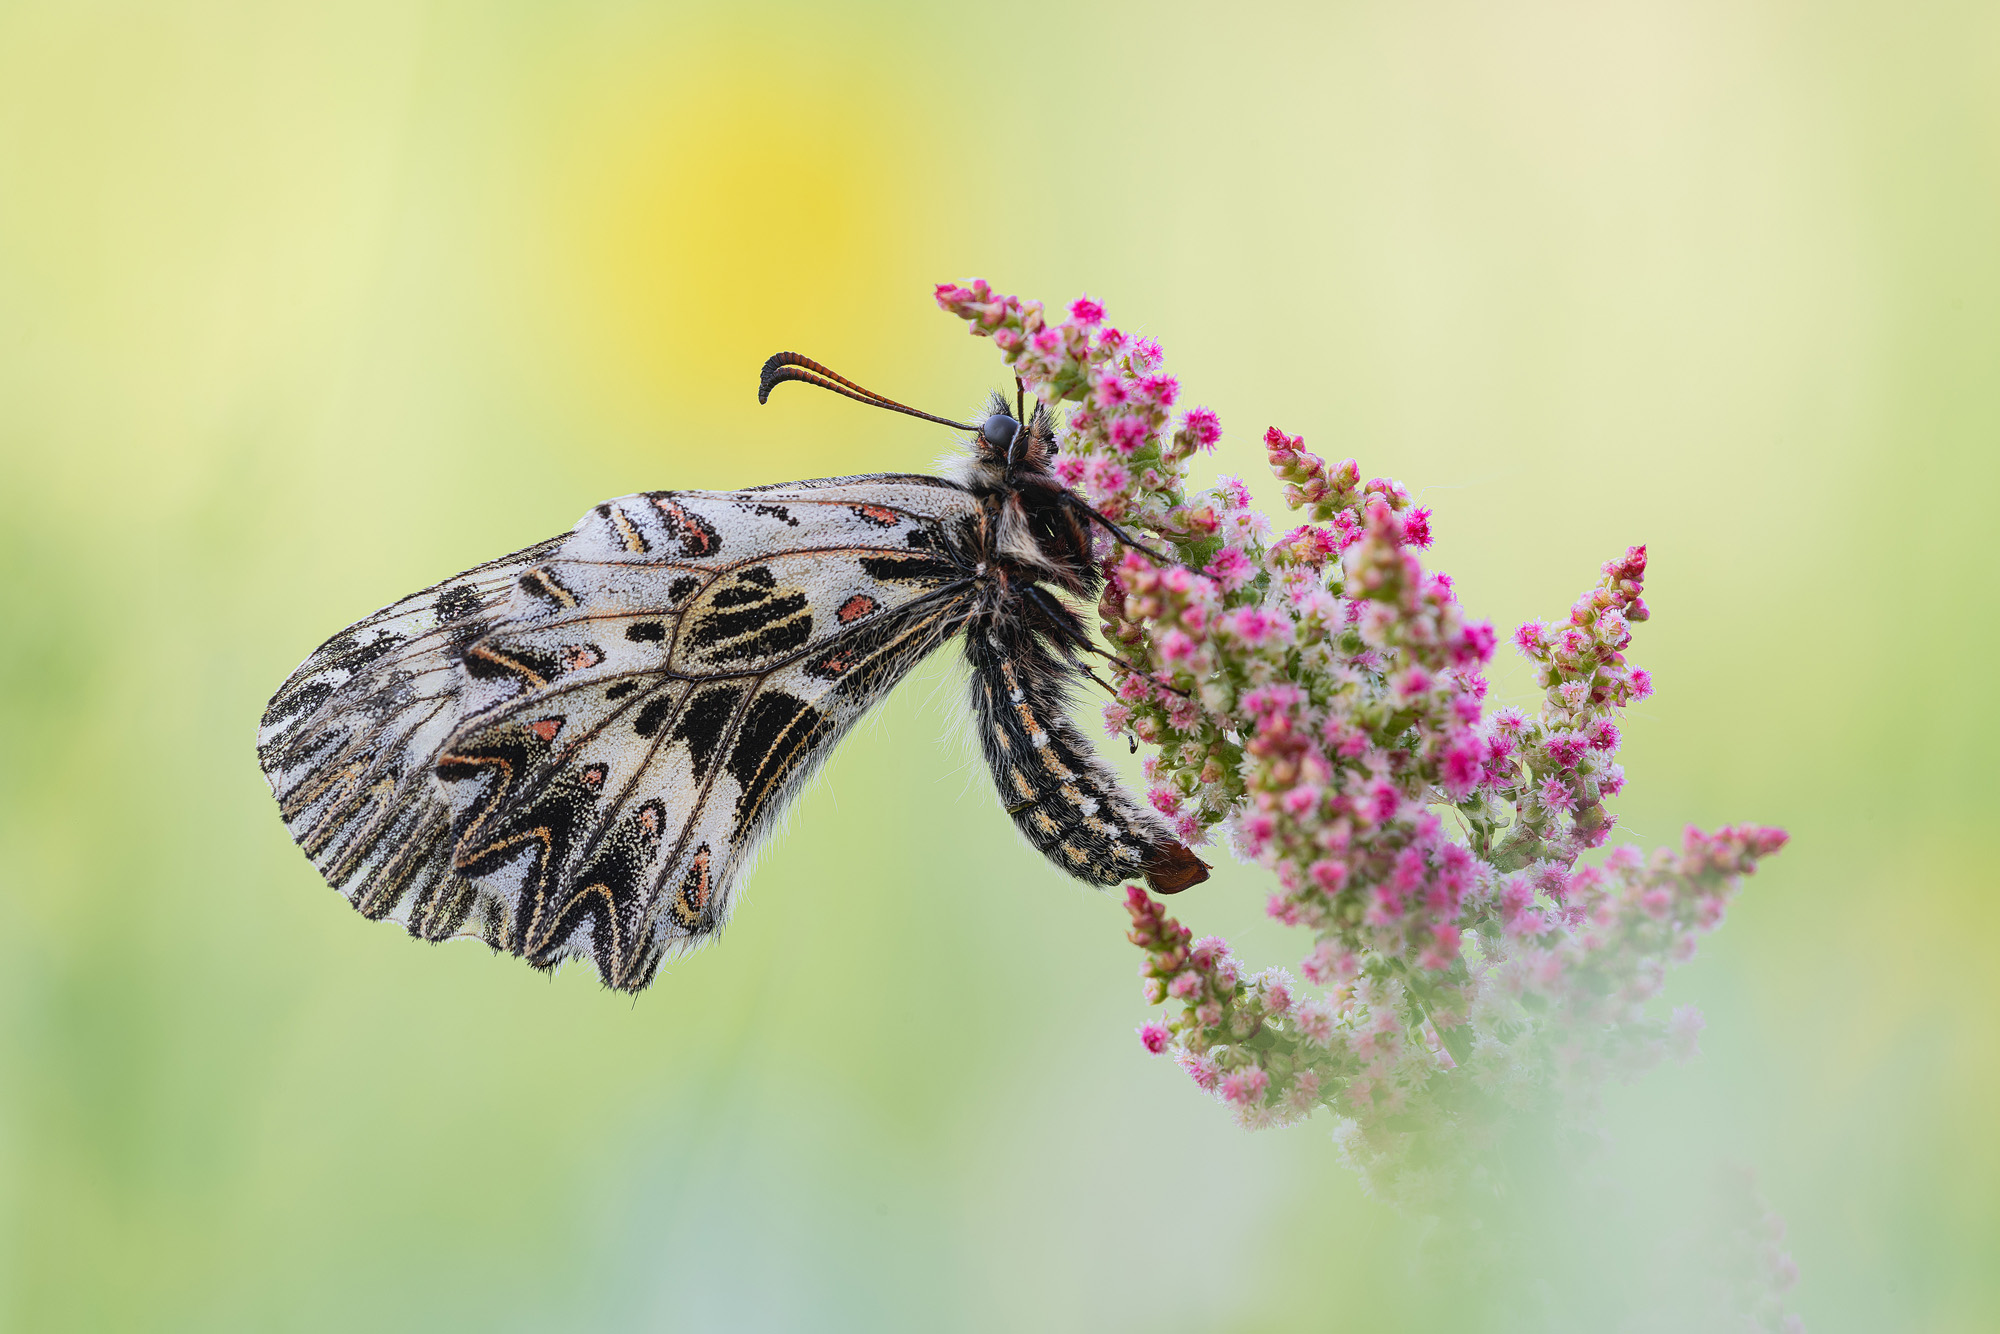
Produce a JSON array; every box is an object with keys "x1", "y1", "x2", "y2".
[
  {"x1": 261, "y1": 475, "x2": 980, "y2": 990},
  {"x1": 257, "y1": 540, "x2": 563, "y2": 937}
]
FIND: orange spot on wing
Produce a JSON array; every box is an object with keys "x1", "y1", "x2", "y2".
[
  {"x1": 686, "y1": 849, "x2": 710, "y2": 909},
  {"x1": 653, "y1": 497, "x2": 717, "y2": 554},
  {"x1": 837, "y1": 594, "x2": 879, "y2": 624},
  {"x1": 529, "y1": 718, "x2": 563, "y2": 743}
]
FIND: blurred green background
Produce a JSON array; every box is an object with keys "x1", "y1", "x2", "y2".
[{"x1": 2, "y1": 2, "x2": 1994, "y2": 1330}]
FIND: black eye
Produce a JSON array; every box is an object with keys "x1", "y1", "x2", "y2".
[{"x1": 980, "y1": 414, "x2": 1020, "y2": 451}]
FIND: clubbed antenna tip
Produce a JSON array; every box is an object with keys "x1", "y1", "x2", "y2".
[{"x1": 757, "y1": 352, "x2": 975, "y2": 431}]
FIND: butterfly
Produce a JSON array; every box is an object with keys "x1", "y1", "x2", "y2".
[{"x1": 257, "y1": 354, "x2": 1210, "y2": 992}]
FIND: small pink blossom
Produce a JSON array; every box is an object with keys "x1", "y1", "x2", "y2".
[
  {"x1": 1204, "y1": 546, "x2": 1255, "y2": 592},
  {"x1": 1538, "y1": 775, "x2": 1578, "y2": 814},
  {"x1": 1115, "y1": 673, "x2": 1157, "y2": 704},
  {"x1": 1177, "y1": 1051, "x2": 1220, "y2": 1091},
  {"x1": 1137, "y1": 1021, "x2": 1171, "y2": 1054},
  {"x1": 1225, "y1": 606, "x2": 1286, "y2": 647},
  {"x1": 1403, "y1": 506, "x2": 1433, "y2": 548},
  {"x1": 1068, "y1": 294, "x2": 1104, "y2": 326},
  {"x1": 1084, "y1": 457, "x2": 1130, "y2": 496},
  {"x1": 1306, "y1": 859, "x2": 1348, "y2": 893},
  {"x1": 1394, "y1": 666, "x2": 1433, "y2": 698},
  {"x1": 1454, "y1": 620, "x2": 1498, "y2": 666},
  {"x1": 1220, "y1": 1067, "x2": 1270, "y2": 1106},
  {"x1": 1181, "y1": 406, "x2": 1222, "y2": 449},
  {"x1": 1108, "y1": 415, "x2": 1149, "y2": 455},
  {"x1": 1543, "y1": 732, "x2": 1588, "y2": 770},
  {"x1": 1294, "y1": 1002, "x2": 1337, "y2": 1045},
  {"x1": 1439, "y1": 740, "x2": 1482, "y2": 800},
  {"x1": 1188, "y1": 936, "x2": 1230, "y2": 970}
]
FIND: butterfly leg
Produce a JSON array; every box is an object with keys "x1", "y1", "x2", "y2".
[{"x1": 1020, "y1": 585, "x2": 1192, "y2": 699}]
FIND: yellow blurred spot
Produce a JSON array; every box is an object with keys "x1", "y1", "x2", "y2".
[{"x1": 539, "y1": 40, "x2": 918, "y2": 468}]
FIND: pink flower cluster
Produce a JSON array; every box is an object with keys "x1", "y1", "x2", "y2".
[
  {"x1": 934, "y1": 280, "x2": 1220, "y2": 527},
  {"x1": 1479, "y1": 545, "x2": 1654, "y2": 870},
  {"x1": 938, "y1": 281, "x2": 1789, "y2": 1205}
]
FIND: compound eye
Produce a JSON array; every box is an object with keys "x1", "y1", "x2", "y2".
[{"x1": 980, "y1": 414, "x2": 1020, "y2": 451}]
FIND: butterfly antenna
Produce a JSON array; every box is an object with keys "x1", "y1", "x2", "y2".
[{"x1": 758, "y1": 352, "x2": 976, "y2": 432}]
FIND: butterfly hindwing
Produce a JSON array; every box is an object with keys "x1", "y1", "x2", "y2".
[{"x1": 256, "y1": 538, "x2": 566, "y2": 933}]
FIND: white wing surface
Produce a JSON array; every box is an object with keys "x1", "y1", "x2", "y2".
[{"x1": 259, "y1": 475, "x2": 981, "y2": 989}]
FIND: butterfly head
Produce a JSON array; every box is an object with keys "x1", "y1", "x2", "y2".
[
  {"x1": 978, "y1": 412, "x2": 1020, "y2": 453},
  {"x1": 972, "y1": 390, "x2": 1056, "y2": 480}
]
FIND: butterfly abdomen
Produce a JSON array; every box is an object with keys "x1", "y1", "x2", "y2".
[{"x1": 965, "y1": 620, "x2": 1207, "y2": 895}]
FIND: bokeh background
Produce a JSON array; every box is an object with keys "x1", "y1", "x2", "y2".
[{"x1": 2, "y1": 2, "x2": 1995, "y2": 1330}]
